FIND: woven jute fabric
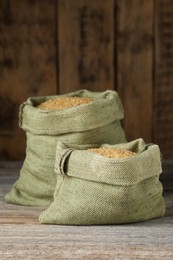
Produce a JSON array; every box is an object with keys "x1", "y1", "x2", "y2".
[
  {"x1": 5, "y1": 89, "x2": 126, "y2": 206},
  {"x1": 39, "y1": 139, "x2": 165, "y2": 225}
]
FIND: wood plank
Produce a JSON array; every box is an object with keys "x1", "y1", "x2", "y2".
[
  {"x1": 0, "y1": 161, "x2": 22, "y2": 176},
  {"x1": 0, "y1": 0, "x2": 57, "y2": 160},
  {"x1": 58, "y1": 0, "x2": 114, "y2": 94},
  {"x1": 0, "y1": 172, "x2": 173, "y2": 259},
  {"x1": 154, "y1": 0, "x2": 173, "y2": 159},
  {"x1": 116, "y1": 0, "x2": 154, "y2": 143},
  {"x1": 161, "y1": 160, "x2": 173, "y2": 191},
  {"x1": 0, "y1": 175, "x2": 173, "y2": 259},
  {"x1": 0, "y1": 225, "x2": 173, "y2": 259}
]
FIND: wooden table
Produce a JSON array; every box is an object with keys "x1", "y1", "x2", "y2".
[{"x1": 0, "y1": 162, "x2": 173, "y2": 259}]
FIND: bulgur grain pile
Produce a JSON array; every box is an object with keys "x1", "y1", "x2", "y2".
[
  {"x1": 88, "y1": 147, "x2": 136, "y2": 158},
  {"x1": 38, "y1": 97, "x2": 94, "y2": 110}
]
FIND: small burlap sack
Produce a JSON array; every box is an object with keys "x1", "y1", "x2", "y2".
[
  {"x1": 39, "y1": 139, "x2": 165, "y2": 225},
  {"x1": 5, "y1": 89, "x2": 126, "y2": 206}
]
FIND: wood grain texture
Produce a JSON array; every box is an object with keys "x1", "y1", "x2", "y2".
[
  {"x1": 154, "y1": 0, "x2": 173, "y2": 159},
  {"x1": 161, "y1": 160, "x2": 173, "y2": 191},
  {"x1": 0, "y1": 0, "x2": 57, "y2": 159},
  {"x1": 58, "y1": 0, "x2": 114, "y2": 94},
  {"x1": 0, "y1": 161, "x2": 22, "y2": 176},
  {"x1": 0, "y1": 173, "x2": 173, "y2": 259},
  {"x1": 116, "y1": 0, "x2": 154, "y2": 143},
  {"x1": 0, "y1": 0, "x2": 173, "y2": 162},
  {"x1": 0, "y1": 226, "x2": 173, "y2": 259}
]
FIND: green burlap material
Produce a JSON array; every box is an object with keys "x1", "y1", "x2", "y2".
[
  {"x1": 5, "y1": 89, "x2": 126, "y2": 206},
  {"x1": 39, "y1": 139, "x2": 165, "y2": 225}
]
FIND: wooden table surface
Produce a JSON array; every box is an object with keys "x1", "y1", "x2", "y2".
[{"x1": 0, "y1": 162, "x2": 173, "y2": 259}]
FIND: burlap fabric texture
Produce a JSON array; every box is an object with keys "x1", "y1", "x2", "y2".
[
  {"x1": 39, "y1": 139, "x2": 165, "y2": 225},
  {"x1": 5, "y1": 89, "x2": 126, "y2": 206}
]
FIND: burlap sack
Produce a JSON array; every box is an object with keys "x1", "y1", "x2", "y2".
[
  {"x1": 39, "y1": 139, "x2": 165, "y2": 225},
  {"x1": 5, "y1": 89, "x2": 126, "y2": 206}
]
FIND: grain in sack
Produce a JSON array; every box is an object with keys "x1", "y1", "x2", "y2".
[
  {"x1": 5, "y1": 89, "x2": 126, "y2": 206},
  {"x1": 39, "y1": 139, "x2": 165, "y2": 225}
]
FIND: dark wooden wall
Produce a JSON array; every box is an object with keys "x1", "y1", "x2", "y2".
[{"x1": 0, "y1": 0, "x2": 173, "y2": 160}]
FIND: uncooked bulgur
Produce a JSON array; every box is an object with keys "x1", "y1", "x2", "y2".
[
  {"x1": 87, "y1": 147, "x2": 136, "y2": 158},
  {"x1": 38, "y1": 97, "x2": 94, "y2": 110}
]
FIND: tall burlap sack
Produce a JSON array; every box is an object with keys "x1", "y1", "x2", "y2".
[
  {"x1": 5, "y1": 89, "x2": 126, "y2": 206},
  {"x1": 39, "y1": 139, "x2": 165, "y2": 225}
]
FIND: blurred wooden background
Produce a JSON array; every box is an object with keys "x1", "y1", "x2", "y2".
[{"x1": 0, "y1": 0, "x2": 173, "y2": 160}]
